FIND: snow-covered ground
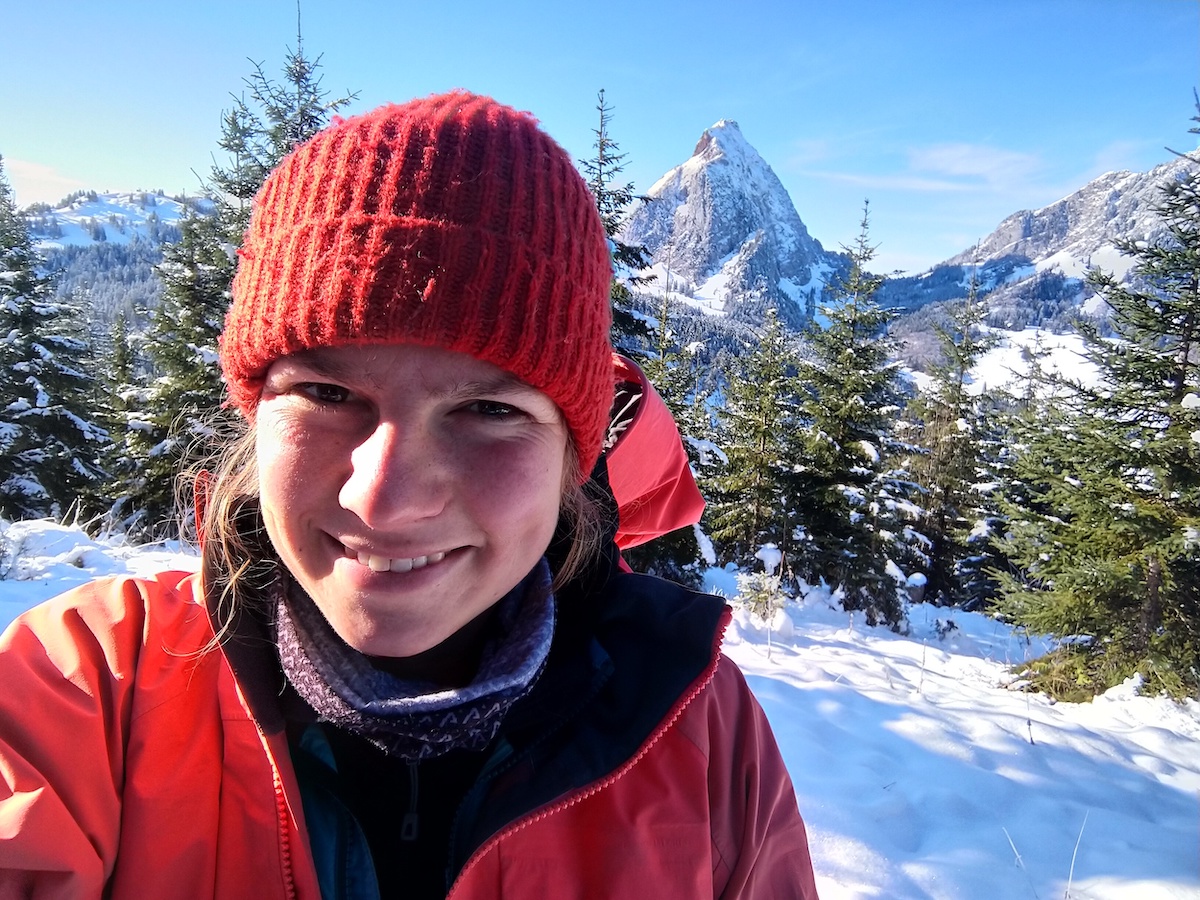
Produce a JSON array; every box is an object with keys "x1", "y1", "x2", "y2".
[
  {"x1": 908, "y1": 326, "x2": 1103, "y2": 397},
  {"x1": 24, "y1": 190, "x2": 192, "y2": 249},
  {"x1": 2, "y1": 520, "x2": 1197, "y2": 898}
]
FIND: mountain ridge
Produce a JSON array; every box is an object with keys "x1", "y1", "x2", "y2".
[{"x1": 19, "y1": 137, "x2": 1191, "y2": 338}]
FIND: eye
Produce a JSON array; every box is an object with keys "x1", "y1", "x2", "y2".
[
  {"x1": 298, "y1": 382, "x2": 352, "y2": 404},
  {"x1": 467, "y1": 399, "x2": 523, "y2": 418}
]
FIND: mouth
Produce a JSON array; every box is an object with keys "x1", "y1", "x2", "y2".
[{"x1": 350, "y1": 548, "x2": 449, "y2": 573}]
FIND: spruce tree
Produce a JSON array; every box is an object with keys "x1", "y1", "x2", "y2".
[
  {"x1": 907, "y1": 273, "x2": 1000, "y2": 607},
  {"x1": 578, "y1": 89, "x2": 654, "y2": 351},
  {"x1": 116, "y1": 212, "x2": 238, "y2": 536},
  {"x1": 793, "y1": 204, "x2": 914, "y2": 626},
  {"x1": 92, "y1": 312, "x2": 142, "y2": 528},
  {"x1": 642, "y1": 282, "x2": 716, "y2": 474},
  {"x1": 707, "y1": 308, "x2": 804, "y2": 569},
  {"x1": 115, "y1": 33, "x2": 355, "y2": 537},
  {"x1": 0, "y1": 156, "x2": 107, "y2": 521},
  {"x1": 995, "y1": 131, "x2": 1200, "y2": 697}
]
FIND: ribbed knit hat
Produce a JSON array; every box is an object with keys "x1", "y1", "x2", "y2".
[{"x1": 221, "y1": 91, "x2": 614, "y2": 476}]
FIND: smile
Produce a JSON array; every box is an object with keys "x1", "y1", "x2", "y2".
[{"x1": 354, "y1": 550, "x2": 448, "y2": 573}]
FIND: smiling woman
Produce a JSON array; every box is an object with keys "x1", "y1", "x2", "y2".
[{"x1": 0, "y1": 92, "x2": 819, "y2": 899}]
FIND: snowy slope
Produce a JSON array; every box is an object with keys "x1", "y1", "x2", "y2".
[
  {"x1": 906, "y1": 327, "x2": 1103, "y2": 397},
  {"x1": 25, "y1": 190, "x2": 193, "y2": 250},
  {"x1": 2, "y1": 519, "x2": 1196, "y2": 899}
]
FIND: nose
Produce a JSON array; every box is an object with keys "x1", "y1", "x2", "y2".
[{"x1": 338, "y1": 420, "x2": 447, "y2": 528}]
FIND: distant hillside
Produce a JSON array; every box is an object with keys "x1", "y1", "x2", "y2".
[{"x1": 23, "y1": 190, "x2": 203, "y2": 325}]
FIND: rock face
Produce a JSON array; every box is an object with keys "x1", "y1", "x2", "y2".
[
  {"x1": 945, "y1": 157, "x2": 1184, "y2": 275},
  {"x1": 621, "y1": 120, "x2": 844, "y2": 325},
  {"x1": 881, "y1": 153, "x2": 1194, "y2": 327}
]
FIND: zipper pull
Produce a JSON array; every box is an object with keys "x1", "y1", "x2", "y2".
[
  {"x1": 402, "y1": 761, "x2": 419, "y2": 841},
  {"x1": 401, "y1": 811, "x2": 419, "y2": 842}
]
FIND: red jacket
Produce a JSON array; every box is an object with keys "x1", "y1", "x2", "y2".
[{"x1": 0, "y1": 569, "x2": 817, "y2": 899}]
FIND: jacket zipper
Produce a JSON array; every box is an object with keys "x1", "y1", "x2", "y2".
[
  {"x1": 272, "y1": 763, "x2": 299, "y2": 900},
  {"x1": 445, "y1": 606, "x2": 731, "y2": 897}
]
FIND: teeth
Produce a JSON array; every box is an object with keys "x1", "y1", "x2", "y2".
[{"x1": 355, "y1": 550, "x2": 447, "y2": 573}]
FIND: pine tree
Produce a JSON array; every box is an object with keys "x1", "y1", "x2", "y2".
[
  {"x1": 642, "y1": 280, "x2": 715, "y2": 473},
  {"x1": 114, "y1": 30, "x2": 356, "y2": 537},
  {"x1": 707, "y1": 308, "x2": 804, "y2": 569},
  {"x1": 793, "y1": 204, "x2": 914, "y2": 626},
  {"x1": 578, "y1": 89, "x2": 654, "y2": 351},
  {"x1": 995, "y1": 123, "x2": 1200, "y2": 697},
  {"x1": 91, "y1": 312, "x2": 142, "y2": 527},
  {"x1": 210, "y1": 24, "x2": 356, "y2": 233},
  {"x1": 114, "y1": 212, "x2": 239, "y2": 536},
  {"x1": 907, "y1": 272, "x2": 1001, "y2": 607},
  {"x1": 0, "y1": 156, "x2": 107, "y2": 521}
]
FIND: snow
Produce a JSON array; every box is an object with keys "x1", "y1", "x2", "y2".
[
  {"x1": 755, "y1": 542, "x2": 783, "y2": 575},
  {"x1": 909, "y1": 327, "x2": 1103, "y2": 397},
  {"x1": 1, "y1": 519, "x2": 1198, "y2": 898},
  {"x1": 971, "y1": 328, "x2": 1104, "y2": 395},
  {"x1": 25, "y1": 191, "x2": 190, "y2": 251}
]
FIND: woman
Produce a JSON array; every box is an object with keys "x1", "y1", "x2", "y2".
[{"x1": 0, "y1": 91, "x2": 819, "y2": 899}]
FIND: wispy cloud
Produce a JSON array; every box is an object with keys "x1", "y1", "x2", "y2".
[
  {"x1": 4, "y1": 159, "x2": 86, "y2": 207},
  {"x1": 789, "y1": 142, "x2": 1049, "y2": 196},
  {"x1": 906, "y1": 143, "x2": 1044, "y2": 189},
  {"x1": 802, "y1": 170, "x2": 972, "y2": 193}
]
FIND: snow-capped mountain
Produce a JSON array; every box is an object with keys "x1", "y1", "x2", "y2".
[
  {"x1": 620, "y1": 120, "x2": 844, "y2": 326},
  {"x1": 882, "y1": 153, "x2": 1195, "y2": 328},
  {"x1": 945, "y1": 163, "x2": 1174, "y2": 278},
  {"x1": 24, "y1": 190, "x2": 195, "y2": 249}
]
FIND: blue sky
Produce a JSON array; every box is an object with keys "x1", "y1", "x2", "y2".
[{"x1": 2, "y1": 0, "x2": 1197, "y2": 272}]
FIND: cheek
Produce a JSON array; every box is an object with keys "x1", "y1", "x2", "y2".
[
  {"x1": 255, "y1": 412, "x2": 340, "y2": 517},
  {"x1": 465, "y1": 438, "x2": 566, "y2": 538}
]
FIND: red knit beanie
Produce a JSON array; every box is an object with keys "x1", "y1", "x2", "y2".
[{"x1": 221, "y1": 91, "x2": 614, "y2": 477}]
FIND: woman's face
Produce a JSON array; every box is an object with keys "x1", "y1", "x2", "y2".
[{"x1": 255, "y1": 343, "x2": 569, "y2": 659}]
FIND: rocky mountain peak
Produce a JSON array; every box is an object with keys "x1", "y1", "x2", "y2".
[
  {"x1": 691, "y1": 120, "x2": 747, "y2": 159},
  {"x1": 623, "y1": 119, "x2": 843, "y2": 325},
  {"x1": 882, "y1": 153, "x2": 1196, "y2": 330}
]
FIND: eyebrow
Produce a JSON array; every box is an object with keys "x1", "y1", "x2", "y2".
[
  {"x1": 279, "y1": 349, "x2": 361, "y2": 384},
  {"x1": 279, "y1": 349, "x2": 544, "y2": 401}
]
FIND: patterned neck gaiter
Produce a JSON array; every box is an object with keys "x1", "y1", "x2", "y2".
[{"x1": 275, "y1": 560, "x2": 555, "y2": 760}]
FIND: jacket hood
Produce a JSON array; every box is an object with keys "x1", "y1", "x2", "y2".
[{"x1": 606, "y1": 354, "x2": 705, "y2": 550}]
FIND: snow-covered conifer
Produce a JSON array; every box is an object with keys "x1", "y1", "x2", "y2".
[
  {"x1": 906, "y1": 270, "x2": 1001, "y2": 608},
  {"x1": 995, "y1": 113, "x2": 1200, "y2": 697},
  {"x1": 792, "y1": 204, "x2": 916, "y2": 627},
  {"x1": 707, "y1": 308, "x2": 805, "y2": 571},
  {"x1": 0, "y1": 156, "x2": 107, "y2": 521},
  {"x1": 578, "y1": 89, "x2": 654, "y2": 351}
]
